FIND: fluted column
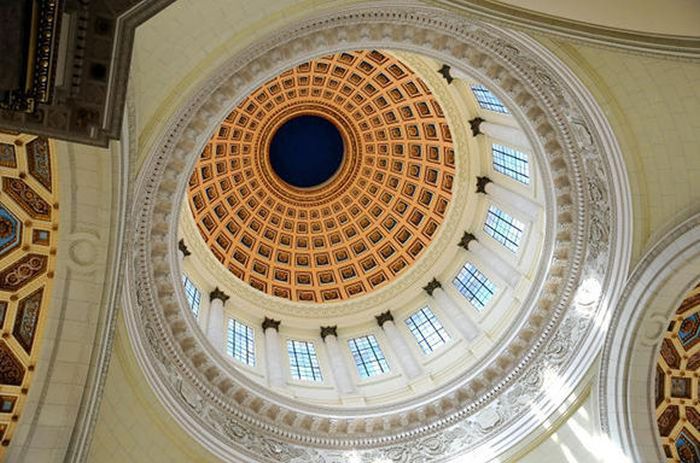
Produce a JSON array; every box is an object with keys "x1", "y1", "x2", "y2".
[
  {"x1": 424, "y1": 279, "x2": 480, "y2": 342},
  {"x1": 207, "y1": 287, "x2": 229, "y2": 354},
  {"x1": 262, "y1": 318, "x2": 284, "y2": 387},
  {"x1": 321, "y1": 326, "x2": 355, "y2": 394},
  {"x1": 376, "y1": 311, "x2": 422, "y2": 380},
  {"x1": 458, "y1": 232, "x2": 520, "y2": 288},
  {"x1": 469, "y1": 117, "x2": 531, "y2": 152},
  {"x1": 477, "y1": 176, "x2": 540, "y2": 221},
  {"x1": 177, "y1": 239, "x2": 191, "y2": 264}
]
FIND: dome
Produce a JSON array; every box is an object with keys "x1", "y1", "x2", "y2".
[
  {"x1": 125, "y1": 7, "x2": 631, "y2": 462},
  {"x1": 187, "y1": 50, "x2": 456, "y2": 303}
]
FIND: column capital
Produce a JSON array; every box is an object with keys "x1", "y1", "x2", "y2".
[
  {"x1": 423, "y1": 278, "x2": 442, "y2": 296},
  {"x1": 476, "y1": 176, "x2": 492, "y2": 194},
  {"x1": 320, "y1": 326, "x2": 337, "y2": 341},
  {"x1": 437, "y1": 64, "x2": 453, "y2": 84},
  {"x1": 375, "y1": 311, "x2": 394, "y2": 328},
  {"x1": 262, "y1": 317, "x2": 281, "y2": 332},
  {"x1": 457, "y1": 232, "x2": 478, "y2": 251},
  {"x1": 468, "y1": 117, "x2": 484, "y2": 137},
  {"x1": 209, "y1": 287, "x2": 229, "y2": 303},
  {"x1": 178, "y1": 239, "x2": 191, "y2": 257}
]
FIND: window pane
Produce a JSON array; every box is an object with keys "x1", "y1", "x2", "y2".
[
  {"x1": 484, "y1": 205, "x2": 524, "y2": 252},
  {"x1": 453, "y1": 262, "x2": 497, "y2": 310},
  {"x1": 227, "y1": 318, "x2": 256, "y2": 366},
  {"x1": 287, "y1": 340, "x2": 323, "y2": 382},
  {"x1": 471, "y1": 84, "x2": 509, "y2": 113},
  {"x1": 348, "y1": 335, "x2": 389, "y2": 379},
  {"x1": 181, "y1": 274, "x2": 201, "y2": 317},
  {"x1": 405, "y1": 307, "x2": 450, "y2": 354},
  {"x1": 492, "y1": 144, "x2": 529, "y2": 184}
]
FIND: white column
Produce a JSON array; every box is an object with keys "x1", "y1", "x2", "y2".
[
  {"x1": 207, "y1": 288, "x2": 228, "y2": 354},
  {"x1": 480, "y1": 120, "x2": 532, "y2": 152},
  {"x1": 376, "y1": 312, "x2": 422, "y2": 380},
  {"x1": 321, "y1": 327, "x2": 355, "y2": 394},
  {"x1": 460, "y1": 234, "x2": 520, "y2": 288},
  {"x1": 428, "y1": 282, "x2": 480, "y2": 342},
  {"x1": 483, "y1": 179, "x2": 540, "y2": 220},
  {"x1": 263, "y1": 318, "x2": 285, "y2": 388}
]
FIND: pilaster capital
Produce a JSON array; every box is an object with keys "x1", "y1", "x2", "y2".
[
  {"x1": 178, "y1": 239, "x2": 191, "y2": 257},
  {"x1": 457, "y1": 232, "x2": 478, "y2": 251},
  {"x1": 320, "y1": 326, "x2": 338, "y2": 341},
  {"x1": 375, "y1": 311, "x2": 394, "y2": 328},
  {"x1": 423, "y1": 278, "x2": 442, "y2": 296},
  {"x1": 209, "y1": 287, "x2": 230, "y2": 303},
  {"x1": 262, "y1": 317, "x2": 281, "y2": 332},
  {"x1": 437, "y1": 64, "x2": 453, "y2": 84},
  {"x1": 476, "y1": 176, "x2": 492, "y2": 194},
  {"x1": 468, "y1": 117, "x2": 484, "y2": 137}
]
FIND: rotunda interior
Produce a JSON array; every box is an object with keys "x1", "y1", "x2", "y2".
[{"x1": 0, "y1": 1, "x2": 698, "y2": 463}]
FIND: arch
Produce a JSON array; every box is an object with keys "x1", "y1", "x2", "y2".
[{"x1": 599, "y1": 211, "x2": 700, "y2": 462}]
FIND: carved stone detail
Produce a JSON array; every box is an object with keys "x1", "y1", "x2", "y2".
[
  {"x1": 261, "y1": 317, "x2": 280, "y2": 332},
  {"x1": 476, "y1": 176, "x2": 492, "y2": 194},
  {"x1": 209, "y1": 287, "x2": 229, "y2": 303},
  {"x1": 457, "y1": 232, "x2": 477, "y2": 251},
  {"x1": 177, "y1": 239, "x2": 191, "y2": 257},
  {"x1": 468, "y1": 117, "x2": 484, "y2": 137}
]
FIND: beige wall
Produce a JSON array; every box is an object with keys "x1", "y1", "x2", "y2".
[{"x1": 498, "y1": 0, "x2": 700, "y2": 37}]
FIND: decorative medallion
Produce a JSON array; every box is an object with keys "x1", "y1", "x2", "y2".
[
  {"x1": 25, "y1": 137, "x2": 52, "y2": 192},
  {"x1": 0, "y1": 144, "x2": 16, "y2": 169},
  {"x1": 12, "y1": 288, "x2": 43, "y2": 354},
  {"x1": 188, "y1": 50, "x2": 455, "y2": 302},
  {"x1": 1, "y1": 178, "x2": 52, "y2": 221},
  {"x1": 0, "y1": 204, "x2": 21, "y2": 258},
  {"x1": 656, "y1": 284, "x2": 700, "y2": 461},
  {"x1": 0, "y1": 341, "x2": 24, "y2": 386},
  {"x1": 0, "y1": 254, "x2": 47, "y2": 291}
]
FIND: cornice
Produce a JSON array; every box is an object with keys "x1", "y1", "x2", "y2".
[
  {"x1": 432, "y1": 0, "x2": 700, "y2": 60},
  {"x1": 123, "y1": 4, "x2": 631, "y2": 462}
]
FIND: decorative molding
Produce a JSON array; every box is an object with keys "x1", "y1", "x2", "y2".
[{"x1": 123, "y1": 5, "x2": 631, "y2": 462}]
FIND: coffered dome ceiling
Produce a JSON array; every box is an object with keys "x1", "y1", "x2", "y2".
[{"x1": 187, "y1": 50, "x2": 455, "y2": 302}]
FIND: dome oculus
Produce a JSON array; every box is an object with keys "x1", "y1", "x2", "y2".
[
  {"x1": 269, "y1": 115, "x2": 344, "y2": 188},
  {"x1": 188, "y1": 50, "x2": 456, "y2": 303}
]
